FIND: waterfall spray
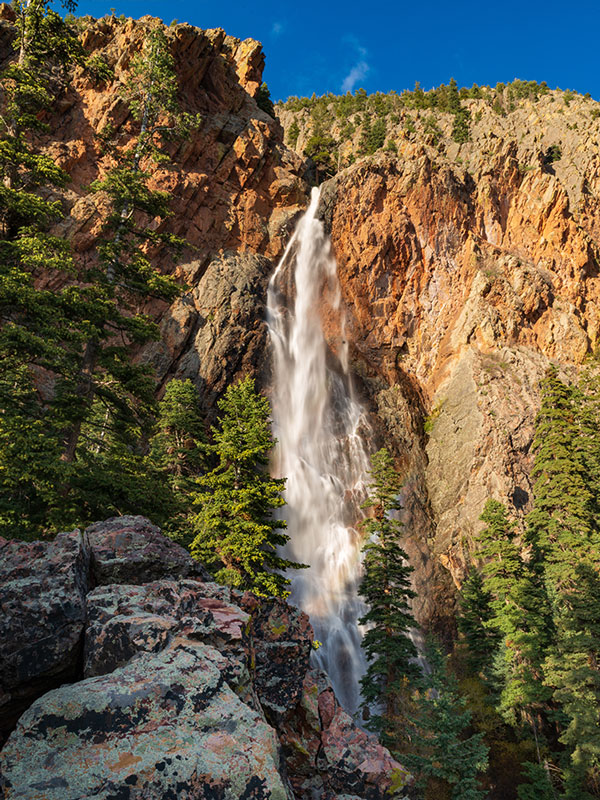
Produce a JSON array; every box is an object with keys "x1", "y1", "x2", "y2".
[{"x1": 267, "y1": 187, "x2": 371, "y2": 714}]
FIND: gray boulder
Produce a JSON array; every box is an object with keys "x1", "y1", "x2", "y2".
[
  {"x1": 84, "y1": 580, "x2": 252, "y2": 692},
  {"x1": 86, "y1": 515, "x2": 210, "y2": 586},
  {"x1": 0, "y1": 640, "x2": 293, "y2": 800},
  {"x1": 0, "y1": 530, "x2": 89, "y2": 744}
]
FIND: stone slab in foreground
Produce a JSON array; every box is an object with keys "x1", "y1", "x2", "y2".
[{"x1": 0, "y1": 641, "x2": 292, "y2": 800}]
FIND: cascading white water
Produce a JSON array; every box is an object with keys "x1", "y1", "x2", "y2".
[{"x1": 267, "y1": 186, "x2": 372, "y2": 714}]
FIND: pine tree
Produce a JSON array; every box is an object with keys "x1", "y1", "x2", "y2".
[
  {"x1": 403, "y1": 640, "x2": 489, "y2": 800},
  {"x1": 577, "y1": 367, "x2": 600, "y2": 534},
  {"x1": 476, "y1": 500, "x2": 552, "y2": 746},
  {"x1": 358, "y1": 448, "x2": 420, "y2": 745},
  {"x1": 150, "y1": 378, "x2": 207, "y2": 543},
  {"x1": 516, "y1": 762, "x2": 556, "y2": 800},
  {"x1": 0, "y1": 0, "x2": 84, "y2": 537},
  {"x1": 526, "y1": 367, "x2": 600, "y2": 793},
  {"x1": 476, "y1": 500, "x2": 521, "y2": 618},
  {"x1": 59, "y1": 26, "x2": 190, "y2": 470},
  {"x1": 527, "y1": 366, "x2": 597, "y2": 593},
  {"x1": 544, "y1": 563, "x2": 600, "y2": 799},
  {"x1": 457, "y1": 568, "x2": 500, "y2": 677},
  {"x1": 190, "y1": 376, "x2": 304, "y2": 597}
]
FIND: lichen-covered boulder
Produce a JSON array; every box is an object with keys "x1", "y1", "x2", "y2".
[
  {"x1": 0, "y1": 530, "x2": 89, "y2": 744},
  {"x1": 84, "y1": 580, "x2": 251, "y2": 691},
  {"x1": 239, "y1": 593, "x2": 313, "y2": 723},
  {"x1": 280, "y1": 670, "x2": 410, "y2": 800},
  {"x1": 0, "y1": 641, "x2": 293, "y2": 800},
  {"x1": 86, "y1": 516, "x2": 210, "y2": 585}
]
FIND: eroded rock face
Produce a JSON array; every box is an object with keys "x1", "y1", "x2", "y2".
[
  {"x1": 86, "y1": 516, "x2": 210, "y2": 585},
  {"x1": 315, "y1": 129, "x2": 600, "y2": 599},
  {"x1": 0, "y1": 531, "x2": 89, "y2": 744},
  {"x1": 0, "y1": 642, "x2": 292, "y2": 800}
]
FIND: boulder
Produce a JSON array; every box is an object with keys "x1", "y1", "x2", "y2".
[
  {"x1": 279, "y1": 669, "x2": 410, "y2": 800},
  {"x1": 0, "y1": 530, "x2": 89, "y2": 744},
  {"x1": 238, "y1": 593, "x2": 313, "y2": 723},
  {"x1": 85, "y1": 516, "x2": 210, "y2": 586},
  {"x1": 84, "y1": 580, "x2": 251, "y2": 693},
  {"x1": 0, "y1": 641, "x2": 293, "y2": 800}
]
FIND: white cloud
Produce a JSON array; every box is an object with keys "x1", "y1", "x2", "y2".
[
  {"x1": 340, "y1": 39, "x2": 370, "y2": 93},
  {"x1": 271, "y1": 21, "x2": 284, "y2": 37},
  {"x1": 341, "y1": 59, "x2": 369, "y2": 93}
]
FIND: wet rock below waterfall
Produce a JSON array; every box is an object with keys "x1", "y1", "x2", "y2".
[{"x1": 280, "y1": 669, "x2": 410, "y2": 799}]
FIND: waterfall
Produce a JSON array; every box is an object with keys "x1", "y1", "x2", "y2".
[{"x1": 267, "y1": 186, "x2": 371, "y2": 715}]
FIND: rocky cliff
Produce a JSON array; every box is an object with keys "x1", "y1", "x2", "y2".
[
  {"x1": 312, "y1": 93, "x2": 600, "y2": 602},
  {"x1": 12, "y1": 11, "x2": 600, "y2": 629},
  {"x1": 0, "y1": 516, "x2": 408, "y2": 798}
]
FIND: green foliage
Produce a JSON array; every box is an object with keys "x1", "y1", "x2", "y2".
[
  {"x1": 544, "y1": 563, "x2": 600, "y2": 797},
  {"x1": 304, "y1": 127, "x2": 337, "y2": 180},
  {"x1": 516, "y1": 762, "x2": 556, "y2": 800},
  {"x1": 150, "y1": 379, "x2": 207, "y2": 543},
  {"x1": 358, "y1": 448, "x2": 420, "y2": 745},
  {"x1": 475, "y1": 500, "x2": 552, "y2": 737},
  {"x1": 545, "y1": 144, "x2": 562, "y2": 164},
  {"x1": 0, "y1": 18, "x2": 201, "y2": 539},
  {"x1": 190, "y1": 376, "x2": 305, "y2": 597},
  {"x1": 457, "y1": 569, "x2": 500, "y2": 677},
  {"x1": 403, "y1": 640, "x2": 489, "y2": 800},
  {"x1": 527, "y1": 366, "x2": 596, "y2": 591},
  {"x1": 84, "y1": 53, "x2": 114, "y2": 85},
  {"x1": 287, "y1": 120, "x2": 300, "y2": 147},
  {"x1": 358, "y1": 116, "x2": 386, "y2": 156},
  {"x1": 0, "y1": 0, "x2": 86, "y2": 538},
  {"x1": 256, "y1": 82, "x2": 275, "y2": 117}
]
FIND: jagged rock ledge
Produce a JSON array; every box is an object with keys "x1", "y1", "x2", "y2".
[{"x1": 0, "y1": 517, "x2": 410, "y2": 799}]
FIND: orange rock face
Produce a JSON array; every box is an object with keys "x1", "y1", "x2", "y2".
[{"x1": 318, "y1": 121, "x2": 600, "y2": 600}]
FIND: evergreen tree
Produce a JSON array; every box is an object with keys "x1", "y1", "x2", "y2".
[
  {"x1": 544, "y1": 563, "x2": 600, "y2": 799},
  {"x1": 526, "y1": 367, "x2": 600, "y2": 794},
  {"x1": 150, "y1": 378, "x2": 206, "y2": 543},
  {"x1": 457, "y1": 568, "x2": 500, "y2": 677},
  {"x1": 476, "y1": 500, "x2": 521, "y2": 618},
  {"x1": 403, "y1": 640, "x2": 489, "y2": 800},
  {"x1": 358, "y1": 448, "x2": 420, "y2": 745},
  {"x1": 0, "y1": 0, "x2": 83, "y2": 537},
  {"x1": 476, "y1": 500, "x2": 552, "y2": 746},
  {"x1": 527, "y1": 366, "x2": 597, "y2": 593},
  {"x1": 59, "y1": 27, "x2": 190, "y2": 470},
  {"x1": 516, "y1": 762, "x2": 556, "y2": 800},
  {"x1": 577, "y1": 367, "x2": 600, "y2": 534},
  {"x1": 190, "y1": 376, "x2": 304, "y2": 597}
]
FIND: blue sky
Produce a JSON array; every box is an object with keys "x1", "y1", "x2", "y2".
[{"x1": 75, "y1": 0, "x2": 599, "y2": 101}]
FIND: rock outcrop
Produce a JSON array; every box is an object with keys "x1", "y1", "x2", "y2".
[
  {"x1": 0, "y1": 516, "x2": 408, "y2": 799},
  {"x1": 86, "y1": 516, "x2": 211, "y2": 585},
  {"x1": 0, "y1": 532, "x2": 89, "y2": 744}
]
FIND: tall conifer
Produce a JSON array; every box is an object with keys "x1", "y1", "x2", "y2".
[
  {"x1": 358, "y1": 448, "x2": 420, "y2": 745},
  {"x1": 190, "y1": 376, "x2": 304, "y2": 597}
]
